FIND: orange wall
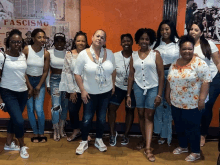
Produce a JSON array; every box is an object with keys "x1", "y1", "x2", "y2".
[{"x1": 0, "y1": 0, "x2": 219, "y2": 127}]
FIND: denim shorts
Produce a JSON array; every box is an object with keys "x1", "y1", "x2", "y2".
[
  {"x1": 133, "y1": 81, "x2": 158, "y2": 109},
  {"x1": 109, "y1": 86, "x2": 136, "y2": 108}
]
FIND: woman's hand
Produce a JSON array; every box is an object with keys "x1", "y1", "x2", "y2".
[
  {"x1": 126, "y1": 96, "x2": 131, "y2": 108},
  {"x1": 81, "y1": 90, "x2": 90, "y2": 104},
  {"x1": 69, "y1": 92, "x2": 78, "y2": 103},
  {"x1": 165, "y1": 96, "x2": 171, "y2": 106},
  {"x1": 47, "y1": 87, "x2": 51, "y2": 95},
  {"x1": 154, "y1": 95, "x2": 161, "y2": 108},
  {"x1": 34, "y1": 85, "x2": 41, "y2": 99},
  {"x1": 198, "y1": 100, "x2": 205, "y2": 110},
  {"x1": 28, "y1": 87, "x2": 34, "y2": 99}
]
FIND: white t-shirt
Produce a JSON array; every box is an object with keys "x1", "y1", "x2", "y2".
[
  {"x1": 194, "y1": 40, "x2": 219, "y2": 79},
  {"x1": 133, "y1": 50, "x2": 158, "y2": 95},
  {"x1": 114, "y1": 51, "x2": 134, "y2": 91},
  {"x1": 74, "y1": 49, "x2": 116, "y2": 94},
  {"x1": 154, "y1": 38, "x2": 179, "y2": 65},
  {"x1": 0, "y1": 52, "x2": 27, "y2": 92}
]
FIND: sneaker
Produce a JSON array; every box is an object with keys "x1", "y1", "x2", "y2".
[
  {"x1": 76, "y1": 141, "x2": 88, "y2": 155},
  {"x1": 20, "y1": 146, "x2": 29, "y2": 159},
  {"x1": 109, "y1": 131, "x2": 118, "y2": 146},
  {"x1": 95, "y1": 138, "x2": 107, "y2": 152},
  {"x1": 158, "y1": 139, "x2": 165, "y2": 145},
  {"x1": 4, "y1": 141, "x2": 20, "y2": 151},
  {"x1": 121, "y1": 135, "x2": 129, "y2": 145}
]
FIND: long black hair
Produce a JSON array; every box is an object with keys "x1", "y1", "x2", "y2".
[
  {"x1": 30, "y1": 28, "x2": 46, "y2": 45},
  {"x1": 188, "y1": 21, "x2": 211, "y2": 60},
  {"x1": 6, "y1": 29, "x2": 25, "y2": 49},
  {"x1": 71, "y1": 31, "x2": 90, "y2": 50},
  {"x1": 153, "y1": 20, "x2": 179, "y2": 49}
]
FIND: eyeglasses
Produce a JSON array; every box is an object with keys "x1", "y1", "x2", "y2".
[{"x1": 10, "y1": 40, "x2": 23, "y2": 44}]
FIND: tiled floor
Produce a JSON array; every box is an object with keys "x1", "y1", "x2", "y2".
[{"x1": 0, "y1": 132, "x2": 218, "y2": 165}]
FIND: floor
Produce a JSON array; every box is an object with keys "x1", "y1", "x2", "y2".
[{"x1": 0, "y1": 132, "x2": 218, "y2": 165}]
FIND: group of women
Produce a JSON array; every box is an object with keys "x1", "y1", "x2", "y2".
[{"x1": 0, "y1": 19, "x2": 219, "y2": 162}]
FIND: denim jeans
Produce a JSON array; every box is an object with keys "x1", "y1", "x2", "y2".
[
  {"x1": 50, "y1": 74, "x2": 68, "y2": 124},
  {"x1": 0, "y1": 87, "x2": 28, "y2": 138},
  {"x1": 27, "y1": 76, "x2": 45, "y2": 135},
  {"x1": 201, "y1": 72, "x2": 220, "y2": 136},
  {"x1": 68, "y1": 93, "x2": 82, "y2": 129},
  {"x1": 81, "y1": 91, "x2": 111, "y2": 141},
  {"x1": 171, "y1": 105, "x2": 202, "y2": 153},
  {"x1": 154, "y1": 69, "x2": 172, "y2": 144}
]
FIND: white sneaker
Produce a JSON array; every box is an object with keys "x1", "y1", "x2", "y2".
[
  {"x1": 76, "y1": 141, "x2": 88, "y2": 155},
  {"x1": 20, "y1": 146, "x2": 29, "y2": 159},
  {"x1": 4, "y1": 141, "x2": 20, "y2": 151},
  {"x1": 94, "y1": 138, "x2": 107, "y2": 152}
]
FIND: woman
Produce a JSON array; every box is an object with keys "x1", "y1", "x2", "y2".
[
  {"x1": 108, "y1": 33, "x2": 136, "y2": 146},
  {"x1": 59, "y1": 31, "x2": 90, "y2": 142},
  {"x1": 188, "y1": 21, "x2": 220, "y2": 147},
  {"x1": 166, "y1": 35, "x2": 211, "y2": 162},
  {"x1": 0, "y1": 29, "x2": 32, "y2": 158},
  {"x1": 153, "y1": 20, "x2": 179, "y2": 145},
  {"x1": 74, "y1": 29, "x2": 115, "y2": 154},
  {"x1": 23, "y1": 28, "x2": 50, "y2": 143},
  {"x1": 126, "y1": 28, "x2": 164, "y2": 162},
  {"x1": 46, "y1": 33, "x2": 69, "y2": 141}
]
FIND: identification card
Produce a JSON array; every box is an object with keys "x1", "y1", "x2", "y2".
[{"x1": 123, "y1": 76, "x2": 128, "y2": 86}]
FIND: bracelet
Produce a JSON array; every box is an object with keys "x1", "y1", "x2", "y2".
[
  {"x1": 157, "y1": 95, "x2": 162, "y2": 99},
  {"x1": 126, "y1": 94, "x2": 130, "y2": 97}
]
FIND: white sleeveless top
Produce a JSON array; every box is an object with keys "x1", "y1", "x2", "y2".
[
  {"x1": 133, "y1": 50, "x2": 158, "y2": 95},
  {"x1": 0, "y1": 52, "x2": 27, "y2": 92},
  {"x1": 48, "y1": 49, "x2": 65, "y2": 69},
  {"x1": 26, "y1": 45, "x2": 44, "y2": 76}
]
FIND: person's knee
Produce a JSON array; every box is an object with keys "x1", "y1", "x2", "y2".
[{"x1": 51, "y1": 105, "x2": 62, "y2": 112}]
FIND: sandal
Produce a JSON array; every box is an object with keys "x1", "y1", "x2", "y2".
[
  {"x1": 136, "y1": 139, "x2": 146, "y2": 150},
  {"x1": 144, "y1": 148, "x2": 155, "y2": 162},
  {"x1": 39, "y1": 136, "x2": 47, "y2": 143},
  {"x1": 173, "y1": 147, "x2": 188, "y2": 155},
  {"x1": 185, "y1": 153, "x2": 200, "y2": 162},
  {"x1": 31, "y1": 137, "x2": 39, "y2": 143},
  {"x1": 67, "y1": 132, "x2": 82, "y2": 142}
]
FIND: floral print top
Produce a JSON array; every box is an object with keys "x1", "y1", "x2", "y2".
[{"x1": 167, "y1": 56, "x2": 212, "y2": 109}]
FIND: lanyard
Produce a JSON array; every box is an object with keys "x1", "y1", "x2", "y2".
[{"x1": 122, "y1": 51, "x2": 130, "y2": 76}]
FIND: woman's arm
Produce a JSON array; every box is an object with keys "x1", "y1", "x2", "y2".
[
  {"x1": 22, "y1": 46, "x2": 34, "y2": 99},
  {"x1": 165, "y1": 81, "x2": 171, "y2": 106},
  {"x1": 111, "y1": 70, "x2": 116, "y2": 95},
  {"x1": 211, "y1": 51, "x2": 220, "y2": 72},
  {"x1": 126, "y1": 57, "x2": 134, "y2": 107},
  {"x1": 34, "y1": 50, "x2": 50, "y2": 98},
  {"x1": 155, "y1": 51, "x2": 164, "y2": 107},
  {"x1": 198, "y1": 82, "x2": 209, "y2": 110},
  {"x1": 74, "y1": 74, "x2": 90, "y2": 104}
]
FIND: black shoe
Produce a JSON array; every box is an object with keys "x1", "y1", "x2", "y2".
[
  {"x1": 109, "y1": 131, "x2": 118, "y2": 146},
  {"x1": 121, "y1": 135, "x2": 129, "y2": 145}
]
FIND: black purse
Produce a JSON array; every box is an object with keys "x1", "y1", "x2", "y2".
[{"x1": 0, "y1": 52, "x2": 7, "y2": 112}]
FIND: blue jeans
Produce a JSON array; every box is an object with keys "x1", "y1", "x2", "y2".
[
  {"x1": 27, "y1": 76, "x2": 45, "y2": 135},
  {"x1": 68, "y1": 93, "x2": 83, "y2": 129},
  {"x1": 50, "y1": 74, "x2": 68, "y2": 124},
  {"x1": 201, "y1": 72, "x2": 220, "y2": 136},
  {"x1": 81, "y1": 91, "x2": 111, "y2": 141},
  {"x1": 154, "y1": 69, "x2": 172, "y2": 144},
  {"x1": 171, "y1": 105, "x2": 202, "y2": 153},
  {"x1": 0, "y1": 87, "x2": 28, "y2": 138}
]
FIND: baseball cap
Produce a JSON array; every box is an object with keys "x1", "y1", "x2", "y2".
[{"x1": 54, "y1": 33, "x2": 66, "y2": 42}]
